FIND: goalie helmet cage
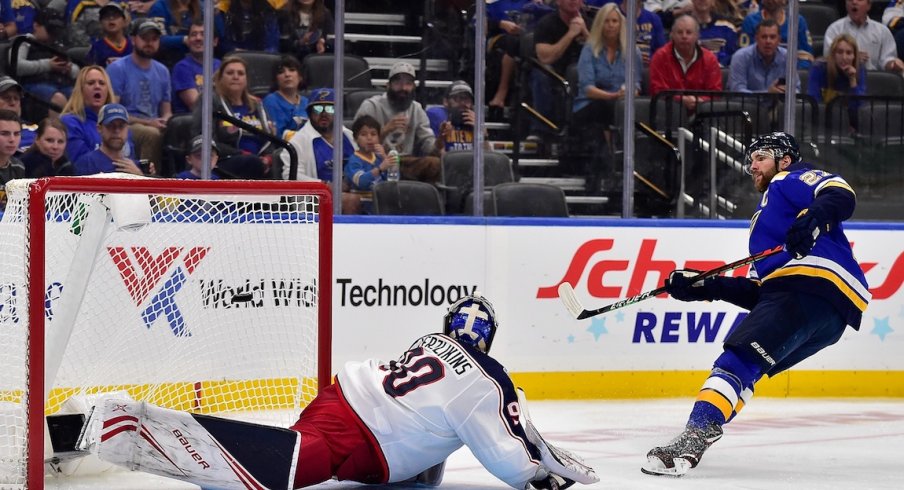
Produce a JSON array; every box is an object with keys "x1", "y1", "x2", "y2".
[{"x1": 0, "y1": 176, "x2": 332, "y2": 489}]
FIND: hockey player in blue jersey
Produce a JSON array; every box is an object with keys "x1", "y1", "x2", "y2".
[{"x1": 642, "y1": 131, "x2": 871, "y2": 477}]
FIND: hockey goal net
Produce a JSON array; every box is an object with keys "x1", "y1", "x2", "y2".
[{"x1": 0, "y1": 176, "x2": 332, "y2": 488}]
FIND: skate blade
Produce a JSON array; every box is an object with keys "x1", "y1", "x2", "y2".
[{"x1": 640, "y1": 457, "x2": 692, "y2": 477}]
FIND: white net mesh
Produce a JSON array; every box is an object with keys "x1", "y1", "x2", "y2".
[{"x1": 0, "y1": 177, "x2": 329, "y2": 488}]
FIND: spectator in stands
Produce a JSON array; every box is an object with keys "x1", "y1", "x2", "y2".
[
  {"x1": 192, "y1": 56, "x2": 274, "y2": 179},
  {"x1": 427, "y1": 80, "x2": 486, "y2": 153},
  {"x1": 219, "y1": 0, "x2": 279, "y2": 53},
  {"x1": 740, "y1": 0, "x2": 814, "y2": 69},
  {"x1": 107, "y1": 18, "x2": 172, "y2": 172},
  {"x1": 531, "y1": 0, "x2": 591, "y2": 140},
  {"x1": 621, "y1": 0, "x2": 667, "y2": 67},
  {"x1": 486, "y1": 0, "x2": 532, "y2": 115},
  {"x1": 574, "y1": 3, "x2": 642, "y2": 150},
  {"x1": 0, "y1": 0, "x2": 17, "y2": 41},
  {"x1": 713, "y1": 0, "x2": 744, "y2": 27},
  {"x1": 809, "y1": 33, "x2": 866, "y2": 103},
  {"x1": 884, "y1": 0, "x2": 904, "y2": 59},
  {"x1": 262, "y1": 55, "x2": 308, "y2": 141},
  {"x1": 171, "y1": 18, "x2": 220, "y2": 115},
  {"x1": 826, "y1": 0, "x2": 904, "y2": 73},
  {"x1": 73, "y1": 102, "x2": 147, "y2": 175},
  {"x1": 21, "y1": 117, "x2": 73, "y2": 177},
  {"x1": 282, "y1": 88, "x2": 361, "y2": 213},
  {"x1": 65, "y1": 0, "x2": 123, "y2": 47},
  {"x1": 148, "y1": 0, "x2": 223, "y2": 57},
  {"x1": 11, "y1": 0, "x2": 37, "y2": 36},
  {"x1": 353, "y1": 62, "x2": 440, "y2": 183},
  {"x1": 0, "y1": 76, "x2": 38, "y2": 153},
  {"x1": 278, "y1": 0, "x2": 334, "y2": 60},
  {"x1": 175, "y1": 134, "x2": 219, "y2": 179},
  {"x1": 87, "y1": 3, "x2": 133, "y2": 67},
  {"x1": 61, "y1": 65, "x2": 138, "y2": 164},
  {"x1": 691, "y1": 0, "x2": 738, "y2": 66},
  {"x1": 728, "y1": 19, "x2": 799, "y2": 93},
  {"x1": 809, "y1": 33, "x2": 866, "y2": 133},
  {"x1": 645, "y1": 0, "x2": 694, "y2": 30},
  {"x1": 345, "y1": 114, "x2": 397, "y2": 213},
  {"x1": 649, "y1": 14, "x2": 722, "y2": 112},
  {"x1": 0, "y1": 109, "x2": 25, "y2": 210},
  {"x1": 14, "y1": 9, "x2": 78, "y2": 111},
  {"x1": 128, "y1": 0, "x2": 155, "y2": 18}
]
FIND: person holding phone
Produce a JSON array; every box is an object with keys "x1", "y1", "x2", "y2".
[
  {"x1": 13, "y1": 9, "x2": 78, "y2": 112},
  {"x1": 727, "y1": 18, "x2": 799, "y2": 94},
  {"x1": 426, "y1": 80, "x2": 487, "y2": 154}
]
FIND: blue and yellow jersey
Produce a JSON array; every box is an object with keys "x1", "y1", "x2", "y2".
[{"x1": 748, "y1": 163, "x2": 870, "y2": 328}]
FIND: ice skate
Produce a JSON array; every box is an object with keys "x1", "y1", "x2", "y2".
[{"x1": 641, "y1": 423, "x2": 723, "y2": 477}]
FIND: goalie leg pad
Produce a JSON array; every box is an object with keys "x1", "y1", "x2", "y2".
[{"x1": 95, "y1": 399, "x2": 300, "y2": 490}]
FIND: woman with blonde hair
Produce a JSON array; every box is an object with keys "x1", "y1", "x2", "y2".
[
  {"x1": 61, "y1": 65, "x2": 135, "y2": 163},
  {"x1": 808, "y1": 33, "x2": 866, "y2": 104},
  {"x1": 573, "y1": 3, "x2": 642, "y2": 154},
  {"x1": 808, "y1": 33, "x2": 866, "y2": 132},
  {"x1": 192, "y1": 56, "x2": 275, "y2": 178}
]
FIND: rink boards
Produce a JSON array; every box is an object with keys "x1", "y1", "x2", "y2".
[{"x1": 333, "y1": 217, "x2": 904, "y2": 399}]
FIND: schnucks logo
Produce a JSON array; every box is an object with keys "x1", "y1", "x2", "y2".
[
  {"x1": 109, "y1": 246, "x2": 210, "y2": 336},
  {"x1": 537, "y1": 238, "x2": 904, "y2": 300}
]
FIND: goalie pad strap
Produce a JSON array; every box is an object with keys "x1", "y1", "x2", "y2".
[{"x1": 95, "y1": 399, "x2": 300, "y2": 490}]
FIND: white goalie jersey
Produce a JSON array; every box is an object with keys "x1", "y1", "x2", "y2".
[{"x1": 337, "y1": 333, "x2": 543, "y2": 489}]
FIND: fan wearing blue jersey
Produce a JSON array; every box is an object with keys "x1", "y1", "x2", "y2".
[
  {"x1": 92, "y1": 294, "x2": 599, "y2": 489},
  {"x1": 642, "y1": 131, "x2": 870, "y2": 477}
]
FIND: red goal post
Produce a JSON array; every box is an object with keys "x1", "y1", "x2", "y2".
[{"x1": 0, "y1": 176, "x2": 332, "y2": 489}]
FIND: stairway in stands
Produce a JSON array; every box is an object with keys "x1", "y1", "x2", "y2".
[{"x1": 341, "y1": 4, "x2": 613, "y2": 216}]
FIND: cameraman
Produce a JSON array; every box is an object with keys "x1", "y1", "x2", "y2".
[{"x1": 427, "y1": 80, "x2": 488, "y2": 153}]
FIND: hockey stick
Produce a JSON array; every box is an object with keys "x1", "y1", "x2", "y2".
[{"x1": 557, "y1": 245, "x2": 784, "y2": 320}]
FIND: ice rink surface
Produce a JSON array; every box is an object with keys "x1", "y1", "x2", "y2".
[{"x1": 47, "y1": 398, "x2": 904, "y2": 490}]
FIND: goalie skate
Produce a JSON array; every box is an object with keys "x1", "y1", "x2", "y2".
[{"x1": 641, "y1": 423, "x2": 722, "y2": 477}]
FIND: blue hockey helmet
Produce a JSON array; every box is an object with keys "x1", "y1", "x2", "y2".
[
  {"x1": 443, "y1": 293, "x2": 498, "y2": 354},
  {"x1": 744, "y1": 131, "x2": 800, "y2": 174}
]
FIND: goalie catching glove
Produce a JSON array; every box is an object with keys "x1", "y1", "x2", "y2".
[{"x1": 516, "y1": 389, "x2": 598, "y2": 490}]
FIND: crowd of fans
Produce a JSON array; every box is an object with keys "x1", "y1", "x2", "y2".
[{"x1": 0, "y1": 1, "x2": 902, "y2": 214}]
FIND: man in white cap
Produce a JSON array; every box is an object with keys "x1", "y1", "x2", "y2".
[{"x1": 353, "y1": 61, "x2": 440, "y2": 183}]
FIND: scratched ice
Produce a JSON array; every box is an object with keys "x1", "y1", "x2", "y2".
[{"x1": 47, "y1": 398, "x2": 904, "y2": 489}]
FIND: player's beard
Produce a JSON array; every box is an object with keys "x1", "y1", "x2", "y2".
[{"x1": 387, "y1": 88, "x2": 413, "y2": 112}]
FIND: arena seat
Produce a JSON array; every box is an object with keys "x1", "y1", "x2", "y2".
[
  {"x1": 302, "y1": 54, "x2": 372, "y2": 90},
  {"x1": 492, "y1": 182, "x2": 569, "y2": 217},
  {"x1": 372, "y1": 181, "x2": 444, "y2": 215}
]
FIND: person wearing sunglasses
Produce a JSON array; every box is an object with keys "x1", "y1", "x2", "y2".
[{"x1": 282, "y1": 87, "x2": 361, "y2": 213}]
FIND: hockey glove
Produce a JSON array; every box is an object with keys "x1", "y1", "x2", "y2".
[
  {"x1": 785, "y1": 208, "x2": 829, "y2": 259},
  {"x1": 665, "y1": 269, "x2": 718, "y2": 302},
  {"x1": 530, "y1": 474, "x2": 574, "y2": 490}
]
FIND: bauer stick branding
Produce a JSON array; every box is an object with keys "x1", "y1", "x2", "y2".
[{"x1": 558, "y1": 245, "x2": 785, "y2": 319}]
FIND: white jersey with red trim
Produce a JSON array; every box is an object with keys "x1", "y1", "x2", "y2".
[{"x1": 336, "y1": 333, "x2": 543, "y2": 489}]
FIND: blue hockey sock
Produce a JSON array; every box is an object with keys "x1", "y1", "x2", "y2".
[{"x1": 688, "y1": 348, "x2": 763, "y2": 429}]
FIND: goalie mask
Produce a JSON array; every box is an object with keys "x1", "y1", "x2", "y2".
[
  {"x1": 744, "y1": 131, "x2": 800, "y2": 175},
  {"x1": 443, "y1": 294, "x2": 498, "y2": 354}
]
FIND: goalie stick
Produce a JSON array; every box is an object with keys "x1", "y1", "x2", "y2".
[{"x1": 557, "y1": 245, "x2": 785, "y2": 320}]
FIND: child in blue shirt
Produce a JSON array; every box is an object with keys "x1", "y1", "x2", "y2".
[
  {"x1": 344, "y1": 115, "x2": 397, "y2": 213},
  {"x1": 87, "y1": 3, "x2": 132, "y2": 67}
]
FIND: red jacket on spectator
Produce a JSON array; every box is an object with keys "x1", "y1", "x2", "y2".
[{"x1": 649, "y1": 40, "x2": 723, "y2": 97}]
